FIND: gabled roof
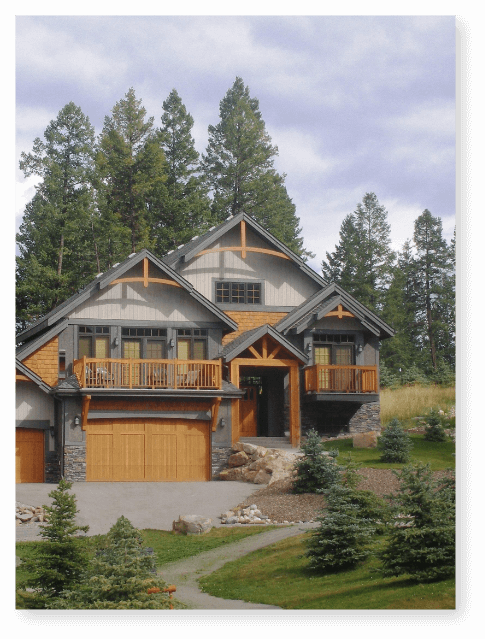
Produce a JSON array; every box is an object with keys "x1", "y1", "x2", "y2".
[
  {"x1": 221, "y1": 323, "x2": 308, "y2": 364},
  {"x1": 15, "y1": 359, "x2": 52, "y2": 393},
  {"x1": 16, "y1": 249, "x2": 238, "y2": 346},
  {"x1": 275, "y1": 283, "x2": 395, "y2": 339},
  {"x1": 162, "y1": 212, "x2": 327, "y2": 289}
]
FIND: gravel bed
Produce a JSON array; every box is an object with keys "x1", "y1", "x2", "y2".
[{"x1": 232, "y1": 468, "x2": 451, "y2": 524}]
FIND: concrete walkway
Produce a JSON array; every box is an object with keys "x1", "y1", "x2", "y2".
[{"x1": 159, "y1": 523, "x2": 317, "y2": 610}]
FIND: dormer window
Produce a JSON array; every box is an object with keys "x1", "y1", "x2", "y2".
[{"x1": 215, "y1": 281, "x2": 261, "y2": 304}]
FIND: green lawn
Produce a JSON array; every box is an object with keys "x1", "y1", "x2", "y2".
[
  {"x1": 199, "y1": 533, "x2": 455, "y2": 610},
  {"x1": 323, "y1": 434, "x2": 455, "y2": 471}
]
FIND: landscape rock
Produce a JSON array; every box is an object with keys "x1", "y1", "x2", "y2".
[
  {"x1": 172, "y1": 515, "x2": 213, "y2": 535},
  {"x1": 219, "y1": 444, "x2": 302, "y2": 485},
  {"x1": 353, "y1": 431, "x2": 378, "y2": 448}
]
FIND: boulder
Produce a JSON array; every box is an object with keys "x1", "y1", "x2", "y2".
[
  {"x1": 353, "y1": 431, "x2": 378, "y2": 448},
  {"x1": 219, "y1": 467, "x2": 244, "y2": 481},
  {"x1": 228, "y1": 451, "x2": 249, "y2": 467},
  {"x1": 172, "y1": 515, "x2": 213, "y2": 535}
]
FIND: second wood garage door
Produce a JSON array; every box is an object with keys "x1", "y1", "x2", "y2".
[{"x1": 86, "y1": 419, "x2": 210, "y2": 482}]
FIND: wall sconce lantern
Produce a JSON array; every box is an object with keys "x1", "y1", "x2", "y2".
[
  {"x1": 49, "y1": 426, "x2": 55, "y2": 438},
  {"x1": 74, "y1": 416, "x2": 80, "y2": 426},
  {"x1": 357, "y1": 344, "x2": 363, "y2": 355},
  {"x1": 170, "y1": 338, "x2": 175, "y2": 348},
  {"x1": 305, "y1": 342, "x2": 312, "y2": 353},
  {"x1": 114, "y1": 337, "x2": 119, "y2": 347}
]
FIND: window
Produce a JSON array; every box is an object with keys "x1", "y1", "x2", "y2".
[
  {"x1": 313, "y1": 333, "x2": 355, "y2": 366},
  {"x1": 215, "y1": 281, "x2": 261, "y2": 305},
  {"x1": 78, "y1": 326, "x2": 110, "y2": 359},
  {"x1": 177, "y1": 329, "x2": 208, "y2": 360},
  {"x1": 121, "y1": 327, "x2": 167, "y2": 359}
]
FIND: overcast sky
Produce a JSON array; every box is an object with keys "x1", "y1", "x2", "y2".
[{"x1": 15, "y1": 14, "x2": 456, "y2": 274}]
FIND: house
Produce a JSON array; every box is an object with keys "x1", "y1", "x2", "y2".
[{"x1": 16, "y1": 212, "x2": 394, "y2": 483}]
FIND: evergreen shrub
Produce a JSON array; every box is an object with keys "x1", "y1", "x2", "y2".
[
  {"x1": 424, "y1": 408, "x2": 447, "y2": 442},
  {"x1": 293, "y1": 429, "x2": 342, "y2": 493},
  {"x1": 378, "y1": 418, "x2": 413, "y2": 463}
]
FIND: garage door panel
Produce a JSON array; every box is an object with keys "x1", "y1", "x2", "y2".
[
  {"x1": 86, "y1": 418, "x2": 209, "y2": 482},
  {"x1": 16, "y1": 429, "x2": 44, "y2": 483}
]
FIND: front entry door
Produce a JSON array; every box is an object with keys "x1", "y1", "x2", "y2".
[{"x1": 239, "y1": 385, "x2": 258, "y2": 437}]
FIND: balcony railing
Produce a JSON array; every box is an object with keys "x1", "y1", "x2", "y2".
[
  {"x1": 73, "y1": 357, "x2": 222, "y2": 390},
  {"x1": 304, "y1": 365, "x2": 378, "y2": 394}
]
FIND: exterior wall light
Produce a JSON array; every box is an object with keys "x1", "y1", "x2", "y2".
[
  {"x1": 74, "y1": 416, "x2": 80, "y2": 426},
  {"x1": 357, "y1": 344, "x2": 363, "y2": 354}
]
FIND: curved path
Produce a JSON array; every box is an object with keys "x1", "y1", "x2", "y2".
[{"x1": 159, "y1": 523, "x2": 317, "y2": 610}]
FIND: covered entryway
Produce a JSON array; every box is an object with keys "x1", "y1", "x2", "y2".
[
  {"x1": 16, "y1": 428, "x2": 44, "y2": 483},
  {"x1": 85, "y1": 419, "x2": 210, "y2": 482},
  {"x1": 223, "y1": 325, "x2": 308, "y2": 447}
]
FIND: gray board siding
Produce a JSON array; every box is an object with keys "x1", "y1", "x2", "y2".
[
  {"x1": 303, "y1": 393, "x2": 379, "y2": 404},
  {"x1": 16, "y1": 382, "x2": 55, "y2": 423},
  {"x1": 88, "y1": 411, "x2": 212, "y2": 420}
]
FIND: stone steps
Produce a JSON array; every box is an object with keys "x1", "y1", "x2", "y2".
[{"x1": 239, "y1": 437, "x2": 298, "y2": 451}]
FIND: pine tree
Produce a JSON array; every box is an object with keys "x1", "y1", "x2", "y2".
[
  {"x1": 16, "y1": 102, "x2": 97, "y2": 327},
  {"x1": 96, "y1": 88, "x2": 167, "y2": 255},
  {"x1": 322, "y1": 193, "x2": 395, "y2": 311},
  {"x1": 379, "y1": 464, "x2": 455, "y2": 582},
  {"x1": 378, "y1": 418, "x2": 413, "y2": 463},
  {"x1": 51, "y1": 516, "x2": 174, "y2": 609},
  {"x1": 306, "y1": 483, "x2": 376, "y2": 572},
  {"x1": 17, "y1": 479, "x2": 89, "y2": 608},
  {"x1": 412, "y1": 210, "x2": 455, "y2": 371},
  {"x1": 202, "y1": 77, "x2": 313, "y2": 259},
  {"x1": 293, "y1": 429, "x2": 342, "y2": 493},
  {"x1": 155, "y1": 89, "x2": 212, "y2": 254}
]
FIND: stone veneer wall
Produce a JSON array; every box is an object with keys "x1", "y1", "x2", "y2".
[
  {"x1": 212, "y1": 446, "x2": 232, "y2": 479},
  {"x1": 45, "y1": 451, "x2": 61, "y2": 483},
  {"x1": 63, "y1": 445, "x2": 86, "y2": 482},
  {"x1": 348, "y1": 402, "x2": 381, "y2": 434}
]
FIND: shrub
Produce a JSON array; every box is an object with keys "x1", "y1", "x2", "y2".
[
  {"x1": 16, "y1": 479, "x2": 89, "y2": 608},
  {"x1": 306, "y1": 484, "x2": 375, "y2": 572},
  {"x1": 379, "y1": 463, "x2": 455, "y2": 582},
  {"x1": 293, "y1": 429, "x2": 342, "y2": 493},
  {"x1": 378, "y1": 418, "x2": 413, "y2": 463},
  {"x1": 50, "y1": 516, "x2": 175, "y2": 609},
  {"x1": 424, "y1": 408, "x2": 447, "y2": 442}
]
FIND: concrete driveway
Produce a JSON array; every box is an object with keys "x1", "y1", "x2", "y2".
[{"x1": 16, "y1": 482, "x2": 264, "y2": 536}]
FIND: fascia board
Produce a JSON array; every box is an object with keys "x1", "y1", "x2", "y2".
[
  {"x1": 181, "y1": 214, "x2": 243, "y2": 263},
  {"x1": 16, "y1": 319, "x2": 69, "y2": 360},
  {"x1": 15, "y1": 359, "x2": 52, "y2": 393},
  {"x1": 224, "y1": 324, "x2": 308, "y2": 364}
]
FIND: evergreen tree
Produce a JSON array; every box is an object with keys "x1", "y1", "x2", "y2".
[
  {"x1": 293, "y1": 429, "x2": 342, "y2": 493},
  {"x1": 322, "y1": 193, "x2": 395, "y2": 311},
  {"x1": 51, "y1": 516, "x2": 175, "y2": 609},
  {"x1": 379, "y1": 464, "x2": 455, "y2": 582},
  {"x1": 17, "y1": 479, "x2": 89, "y2": 608},
  {"x1": 202, "y1": 77, "x2": 313, "y2": 259},
  {"x1": 412, "y1": 210, "x2": 455, "y2": 371},
  {"x1": 96, "y1": 88, "x2": 167, "y2": 255},
  {"x1": 155, "y1": 89, "x2": 212, "y2": 254},
  {"x1": 16, "y1": 102, "x2": 97, "y2": 327},
  {"x1": 306, "y1": 483, "x2": 376, "y2": 572},
  {"x1": 378, "y1": 418, "x2": 413, "y2": 463}
]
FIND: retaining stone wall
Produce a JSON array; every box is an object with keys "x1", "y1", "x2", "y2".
[
  {"x1": 45, "y1": 451, "x2": 61, "y2": 483},
  {"x1": 212, "y1": 446, "x2": 232, "y2": 479},
  {"x1": 301, "y1": 400, "x2": 381, "y2": 436},
  {"x1": 348, "y1": 402, "x2": 381, "y2": 434}
]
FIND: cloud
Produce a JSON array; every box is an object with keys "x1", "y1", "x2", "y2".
[{"x1": 269, "y1": 126, "x2": 337, "y2": 178}]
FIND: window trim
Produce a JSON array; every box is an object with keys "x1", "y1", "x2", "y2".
[
  {"x1": 312, "y1": 333, "x2": 355, "y2": 366},
  {"x1": 121, "y1": 327, "x2": 167, "y2": 359},
  {"x1": 176, "y1": 328, "x2": 208, "y2": 360},
  {"x1": 77, "y1": 326, "x2": 111, "y2": 359},
  {"x1": 214, "y1": 279, "x2": 263, "y2": 305}
]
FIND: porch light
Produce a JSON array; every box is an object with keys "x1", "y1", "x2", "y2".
[
  {"x1": 170, "y1": 338, "x2": 175, "y2": 348},
  {"x1": 74, "y1": 416, "x2": 80, "y2": 426},
  {"x1": 357, "y1": 344, "x2": 363, "y2": 354},
  {"x1": 114, "y1": 337, "x2": 119, "y2": 347}
]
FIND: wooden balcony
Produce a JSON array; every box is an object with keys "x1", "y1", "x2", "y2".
[
  {"x1": 304, "y1": 365, "x2": 378, "y2": 394},
  {"x1": 73, "y1": 357, "x2": 222, "y2": 390}
]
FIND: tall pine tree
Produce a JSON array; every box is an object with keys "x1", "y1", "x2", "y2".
[
  {"x1": 202, "y1": 77, "x2": 312, "y2": 259},
  {"x1": 322, "y1": 193, "x2": 395, "y2": 312},
  {"x1": 17, "y1": 102, "x2": 97, "y2": 328},
  {"x1": 155, "y1": 89, "x2": 211, "y2": 254},
  {"x1": 96, "y1": 88, "x2": 167, "y2": 255}
]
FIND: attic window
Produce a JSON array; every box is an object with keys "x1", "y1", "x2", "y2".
[
  {"x1": 215, "y1": 281, "x2": 261, "y2": 304},
  {"x1": 313, "y1": 334, "x2": 355, "y2": 344}
]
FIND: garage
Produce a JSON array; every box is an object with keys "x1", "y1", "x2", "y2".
[
  {"x1": 85, "y1": 419, "x2": 210, "y2": 482},
  {"x1": 16, "y1": 428, "x2": 44, "y2": 483}
]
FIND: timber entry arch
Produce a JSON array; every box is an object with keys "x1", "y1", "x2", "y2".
[{"x1": 224, "y1": 326, "x2": 307, "y2": 448}]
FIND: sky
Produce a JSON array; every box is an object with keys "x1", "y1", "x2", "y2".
[{"x1": 15, "y1": 14, "x2": 456, "y2": 275}]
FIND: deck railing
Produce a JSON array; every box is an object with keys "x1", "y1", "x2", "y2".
[
  {"x1": 73, "y1": 357, "x2": 222, "y2": 390},
  {"x1": 304, "y1": 365, "x2": 378, "y2": 394}
]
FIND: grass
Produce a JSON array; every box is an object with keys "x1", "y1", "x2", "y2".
[
  {"x1": 199, "y1": 533, "x2": 455, "y2": 610},
  {"x1": 323, "y1": 434, "x2": 455, "y2": 471},
  {"x1": 380, "y1": 384, "x2": 455, "y2": 427}
]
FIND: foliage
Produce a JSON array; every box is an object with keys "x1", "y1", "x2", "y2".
[
  {"x1": 49, "y1": 516, "x2": 175, "y2": 609},
  {"x1": 16, "y1": 479, "x2": 89, "y2": 608},
  {"x1": 379, "y1": 464, "x2": 455, "y2": 582},
  {"x1": 293, "y1": 429, "x2": 342, "y2": 493},
  {"x1": 306, "y1": 484, "x2": 376, "y2": 572},
  {"x1": 378, "y1": 418, "x2": 413, "y2": 463},
  {"x1": 380, "y1": 384, "x2": 455, "y2": 426},
  {"x1": 423, "y1": 409, "x2": 448, "y2": 442}
]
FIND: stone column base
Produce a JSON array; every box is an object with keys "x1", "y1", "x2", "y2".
[
  {"x1": 348, "y1": 402, "x2": 381, "y2": 434},
  {"x1": 63, "y1": 445, "x2": 86, "y2": 482}
]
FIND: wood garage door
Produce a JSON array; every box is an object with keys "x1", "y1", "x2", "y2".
[
  {"x1": 16, "y1": 428, "x2": 44, "y2": 483},
  {"x1": 85, "y1": 419, "x2": 210, "y2": 482}
]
